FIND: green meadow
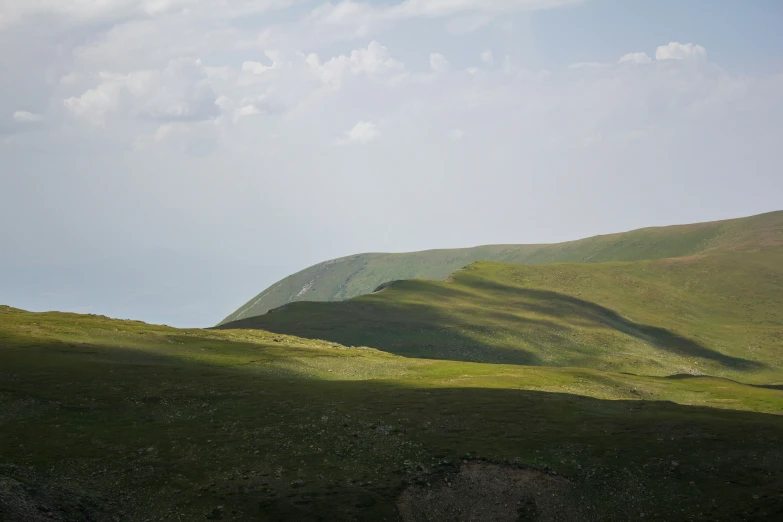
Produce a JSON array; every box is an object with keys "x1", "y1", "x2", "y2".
[
  {"x1": 1, "y1": 302, "x2": 782, "y2": 520},
  {"x1": 222, "y1": 252, "x2": 783, "y2": 383}
]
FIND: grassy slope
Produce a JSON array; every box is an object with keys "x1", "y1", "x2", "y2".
[
  {"x1": 221, "y1": 250, "x2": 783, "y2": 383},
  {"x1": 220, "y1": 210, "x2": 783, "y2": 324},
  {"x1": 2, "y1": 306, "x2": 783, "y2": 520}
]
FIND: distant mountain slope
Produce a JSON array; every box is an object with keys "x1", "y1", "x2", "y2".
[
  {"x1": 220, "y1": 248, "x2": 783, "y2": 381},
  {"x1": 220, "y1": 210, "x2": 783, "y2": 324}
]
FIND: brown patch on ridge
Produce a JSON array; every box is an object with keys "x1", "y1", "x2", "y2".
[{"x1": 397, "y1": 461, "x2": 580, "y2": 522}]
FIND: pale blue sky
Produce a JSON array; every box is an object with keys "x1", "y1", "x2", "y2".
[
  {"x1": 534, "y1": 1, "x2": 783, "y2": 73},
  {"x1": 1, "y1": 0, "x2": 781, "y2": 326},
  {"x1": 374, "y1": 1, "x2": 783, "y2": 73}
]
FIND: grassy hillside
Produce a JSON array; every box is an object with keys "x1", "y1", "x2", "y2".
[
  {"x1": 220, "y1": 210, "x2": 783, "y2": 324},
  {"x1": 220, "y1": 250, "x2": 783, "y2": 383},
  {"x1": 2, "y1": 306, "x2": 783, "y2": 520}
]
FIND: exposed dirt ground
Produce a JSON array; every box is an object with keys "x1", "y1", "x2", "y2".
[{"x1": 397, "y1": 461, "x2": 580, "y2": 522}]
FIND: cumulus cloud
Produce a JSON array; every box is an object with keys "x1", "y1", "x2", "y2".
[
  {"x1": 0, "y1": 0, "x2": 293, "y2": 29},
  {"x1": 313, "y1": 0, "x2": 582, "y2": 23},
  {"x1": 481, "y1": 51, "x2": 495, "y2": 66},
  {"x1": 63, "y1": 74, "x2": 126, "y2": 125},
  {"x1": 655, "y1": 42, "x2": 707, "y2": 61},
  {"x1": 430, "y1": 53, "x2": 450, "y2": 73},
  {"x1": 0, "y1": 0, "x2": 156, "y2": 29},
  {"x1": 226, "y1": 96, "x2": 275, "y2": 123},
  {"x1": 64, "y1": 58, "x2": 220, "y2": 125},
  {"x1": 242, "y1": 51, "x2": 283, "y2": 76},
  {"x1": 12, "y1": 111, "x2": 45, "y2": 123},
  {"x1": 333, "y1": 41, "x2": 404, "y2": 76},
  {"x1": 308, "y1": 0, "x2": 583, "y2": 38},
  {"x1": 568, "y1": 61, "x2": 610, "y2": 69},
  {"x1": 336, "y1": 121, "x2": 381, "y2": 145},
  {"x1": 306, "y1": 41, "x2": 404, "y2": 90},
  {"x1": 619, "y1": 52, "x2": 652, "y2": 65},
  {"x1": 394, "y1": 0, "x2": 582, "y2": 17},
  {"x1": 132, "y1": 118, "x2": 224, "y2": 155}
]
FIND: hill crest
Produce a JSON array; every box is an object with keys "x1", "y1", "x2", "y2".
[{"x1": 220, "y1": 210, "x2": 783, "y2": 325}]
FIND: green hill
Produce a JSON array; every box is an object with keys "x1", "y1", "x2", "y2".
[
  {"x1": 220, "y1": 249, "x2": 783, "y2": 382},
  {"x1": 220, "y1": 210, "x2": 783, "y2": 324},
  {"x1": 2, "y1": 305, "x2": 783, "y2": 520}
]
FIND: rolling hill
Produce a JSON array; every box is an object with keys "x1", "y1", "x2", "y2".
[
  {"x1": 220, "y1": 210, "x2": 783, "y2": 325},
  {"x1": 2, "y1": 305, "x2": 783, "y2": 520},
  {"x1": 219, "y1": 248, "x2": 783, "y2": 382}
]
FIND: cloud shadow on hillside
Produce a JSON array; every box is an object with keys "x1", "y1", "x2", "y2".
[
  {"x1": 470, "y1": 282, "x2": 765, "y2": 371},
  {"x1": 219, "y1": 282, "x2": 765, "y2": 371},
  {"x1": 3, "y1": 338, "x2": 783, "y2": 520}
]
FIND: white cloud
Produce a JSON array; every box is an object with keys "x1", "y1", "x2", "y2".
[
  {"x1": 242, "y1": 51, "x2": 283, "y2": 76},
  {"x1": 619, "y1": 52, "x2": 652, "y2": 65},
  {"x1": 233, "y1": 104, "x2": 264, "y2": 121},
  {"x1": 568, "y1": 61, "x2": 610, "y2": 69},
  {"x1": 307, "y1": 41, "x2": 405, "y2": 90},
  {"x1": 12, "y1": 111, "x2": 45, "y2": 123},
  {"x1": 63, "y1": 74, "x2": 126, "y2": 125},
  {"x1": 242, "y1": 62, "x2": 275, "y2": 75},
  {"x1": 655, "y1": 42, "x2": 707, "y2": 61},
  {"x1": 448, "y1": 128, "x2": 465, "y2": 140},
  {"x1": 336, "y1": 121, "x2": 381, "y2": 145},
  {"x1": 308, "y1": 0, "x2": 583, "y2": 38},
  {"x1": 0, "y1": 0, "x2": 152, "y2": 29},
  {"x1": 154, "y1": 122, "x2": 189, "y2": 143},
  {"x1": 232, "y1": 96, "x2": 274, "y2": 123},
  {"x1": 0, "y1": 0, "x2": 295, "y2": 29},
  {"x1": 133, "y1": 119, "x2": 223, "y2": 155},
  {"x1": 393, "y1": 0, "x2": 582, "y2": 17},
  {"x1": 64, "y1": 58, "x2": 220, "y2": 125},
  {"x1": 212, "y1": 94, "x2": 272, "y2": 124},
  {"x1": 430, "y1": 53, "x2": 450, "y2": 73},
  {"x1": 338, "y1": 41, "x2": 404, "y2": 75},
  {"x1": 59, "y1": 73, "x2": 81, "y2": 86},
  {"x1": 481, "y1": 51, "x2": 495, "y2": 66}
]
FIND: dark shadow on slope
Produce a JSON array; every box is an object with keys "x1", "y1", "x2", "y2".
[
  {"x1": 220, "y1": 281, "x2": 764, "y2": 371},
  {"x1": 467, "y1": 282, "x2": 765, "y2": 371},
  {"x1": 218, "y1": 285, "x2": 548, "y2": 366},
  {"x1": 2, "y1": 339, "x2": 783, "y2": 521}
]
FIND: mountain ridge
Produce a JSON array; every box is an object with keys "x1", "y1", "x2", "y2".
[{"x1": 220, "y1": 210, "x2": 783, "y2": 325}]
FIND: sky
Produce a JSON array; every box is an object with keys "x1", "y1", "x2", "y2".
[{"x1": 1, "y1": 0, "x2": 782, "y2": 327}]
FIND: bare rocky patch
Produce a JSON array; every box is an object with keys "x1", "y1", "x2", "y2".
[
  {"x1": 0, "y1": 469, "x2": 111, "y2": 522},
  {"x1": 0, "y1": 475, "x2": 66, "y2": 522},
  {"x1": 397, "y1": 461, "x2": 580, "y2": 522}
]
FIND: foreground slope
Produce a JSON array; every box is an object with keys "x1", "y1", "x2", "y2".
[
  {"x1": 2, "y1": 306, "x2": 783, "y2": 520},
  {"x1": 221, "y1": 249, "x2": 783, "y2": 382},
  {"x1": 221, "y1": 210, "x2": 783, "y2": 324}
]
